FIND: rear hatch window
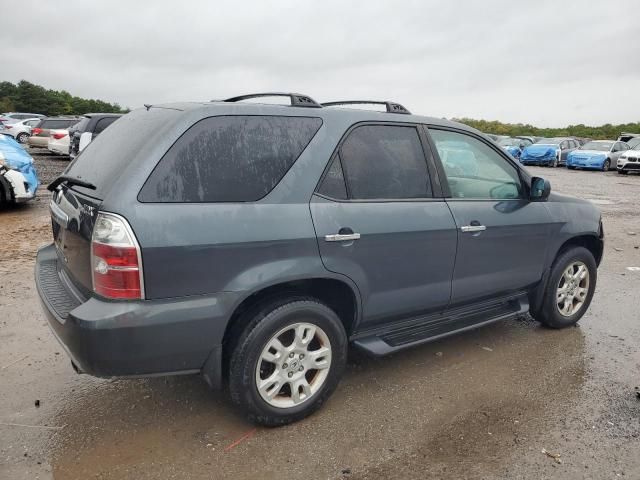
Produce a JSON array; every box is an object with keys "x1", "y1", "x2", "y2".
[{"x1": 64, "y1": 107, "x2": 180, "y2": 199}]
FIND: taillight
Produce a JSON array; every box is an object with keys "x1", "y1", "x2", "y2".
[
  {"x1": 91, "y1": 212, "x2": 144, "y2": 300},
  {"x1": 32, "y1": 128, "x2": 42, "y2": 135},
  {"x1": 53, "y1": 132, "x2": 67, "y2": 140}
]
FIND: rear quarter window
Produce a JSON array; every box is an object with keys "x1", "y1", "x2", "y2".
[{"x1": 139, "y1": 115, "x2": 322, "y2": 203}]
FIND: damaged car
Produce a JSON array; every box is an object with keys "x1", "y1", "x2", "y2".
[{"x1": 0, "y1": 134, "x2": 39, "y2": 205}]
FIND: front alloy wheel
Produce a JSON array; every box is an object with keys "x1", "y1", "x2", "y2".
[
  {"x1": 602, "y1": 159, "x2": 610, "y2": 171},
  {"x1": 556, "y1": 262, "x2": 589, "y2": 316}
]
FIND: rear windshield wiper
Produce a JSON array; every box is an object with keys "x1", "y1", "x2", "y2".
[{"x1": 47, "y1": 175, "x2": 97, "y2": 192}]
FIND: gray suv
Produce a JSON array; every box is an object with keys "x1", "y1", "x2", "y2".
[{"x1": 36, "y1": 93, "x2": 604, "y2": 426}]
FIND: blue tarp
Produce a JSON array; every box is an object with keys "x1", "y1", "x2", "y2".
[
  {"x1": 520, "y1": 144, "x2": 557, "y2": 162},
  {"x1": 0, "y1": 135, "x2": 39, "y2": 195}
]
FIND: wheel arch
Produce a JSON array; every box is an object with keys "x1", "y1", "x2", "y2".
[
  {"x1": 221, "y1": 277, "x2": 360, "y2": 376},
  {"x1": 530, "y1": 232, "x2": 603, "y2": 315}
]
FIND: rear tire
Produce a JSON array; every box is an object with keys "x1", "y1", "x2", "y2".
[
  {"x1": 228, "y1": 297, "x2": 347, "y2": 426},
  {"x1": 16, "y1": 132, "x2": 29, "y2": 144},
  {"x1": 531, "y1": 246, "x2": 597, "y2": 329}
]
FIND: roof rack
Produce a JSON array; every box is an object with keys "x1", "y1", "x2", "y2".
[
  {"x1": 221, "y1": 92, "x2": 321, "y2": 108},
  {"x1": 321, "y1": 100, "x2": 411, "y2": 115}
]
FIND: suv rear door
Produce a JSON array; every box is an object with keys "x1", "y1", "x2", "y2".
[
  {"x1": 426, "y1": 127, "x2": 552, "y2": 306},
  {"x1": 310, "y1": 123, "x2": 458, "y2": 328}
]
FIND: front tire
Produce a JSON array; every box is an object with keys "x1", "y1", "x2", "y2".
[
  {"x1": 602, "y1": 159, "x2": 610, "y2": 172},
  {"x1": 228, "y1": 298, "x2": 347, "y2": 426},
  {"x1": 16, "y1": 132, "x2": 29, "y2": 144},
  {"x1": 531, "y1": 246, "x2": 597, "y2": 329}
]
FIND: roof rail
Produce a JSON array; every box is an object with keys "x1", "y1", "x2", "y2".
[
  {"x1": 321, "y1": 100, "x2": 411, "y2": 115},
  {"x1": 221, "y1": 93, "x2": 321, "y2": 108}
]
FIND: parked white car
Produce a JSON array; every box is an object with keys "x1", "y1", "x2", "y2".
[
  {"x1": 0, "y1": 118, "x2": 41, "y2": 144},
  {"x1": 617, "y1": 145, "x2": 640, "y2": 175},
  {"x1": 47, "y1": 129, "x2": 70, "y2": 156}
]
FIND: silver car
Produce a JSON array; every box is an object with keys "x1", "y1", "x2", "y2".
[{"x1": 0, "y1": 117, "x2": 41, "y2": 144}]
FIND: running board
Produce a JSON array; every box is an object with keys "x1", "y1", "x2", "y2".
[{"x1": 352, "y1": 293, "x2": 529, "y2": 356}]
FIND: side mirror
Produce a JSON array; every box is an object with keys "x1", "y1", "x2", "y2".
[{"x1": 530, "y1": 177, "x2": 551, "y2": 201}]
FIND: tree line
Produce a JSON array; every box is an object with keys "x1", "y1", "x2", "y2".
[
  {"x1": 0, "y1": 80, "x2": 126, "y2": 116},
  {"x1": 455, "y1": 118, "x2": 640, "y2": 140},
  {"x1": 1, "y1": 80, "x2": 638, "y2": 139}
]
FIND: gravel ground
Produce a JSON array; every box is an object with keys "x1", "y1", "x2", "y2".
[{"x1": 1, "y1": 153, "x2": 639, "y2": 480}]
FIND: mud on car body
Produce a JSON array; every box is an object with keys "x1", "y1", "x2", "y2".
[
  {"x1": 36, "y1": 93, "x2": 604, "y2": 426},
  {"x1": 0, "y1": 134, "x2": 39, "y2": 204}
]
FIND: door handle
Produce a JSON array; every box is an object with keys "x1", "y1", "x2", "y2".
[
  {"x1": 460, "y1": 225, "x2": 486, "y2": 233},
  {"x1": 325, "y1": 233, "x2": 361, "y2": 242}
]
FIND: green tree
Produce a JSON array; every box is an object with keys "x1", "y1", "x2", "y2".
[{"x1": 0, "y1": 80, "x2": 127, "y2": 115}]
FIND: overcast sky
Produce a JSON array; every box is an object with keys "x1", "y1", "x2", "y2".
[{"x1": 2, "y1": 0, "x2": 638, "y2": 127}]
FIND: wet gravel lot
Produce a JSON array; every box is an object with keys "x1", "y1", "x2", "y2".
[{"x1": 1, "y1": 150, "x2": 639, "y2": 479}]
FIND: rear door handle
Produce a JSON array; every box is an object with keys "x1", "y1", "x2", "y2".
[
  {"x1": 460, "y1": 225, "x2": 486, "y2": 233},
  {"x1": 325, "y1": 233, "x2": 361, "y2": 242}
]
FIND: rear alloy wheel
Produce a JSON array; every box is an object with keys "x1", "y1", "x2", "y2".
[
  {"x1": 229, "y1": 298, "x2": 347, "y2": 426},
  {"x1": 16, "y1": 132, "x2": 29, "y2": 144},
  {"x1": 255, "y1": 323, "x2": 331, "y2": 409},
  {"x1": 602, "y1": 159, "x2": 610, "y2": 172}
]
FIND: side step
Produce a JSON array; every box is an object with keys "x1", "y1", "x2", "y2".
[{"x1": 353, "y1": 293, "x2": 529, "y2": 356}]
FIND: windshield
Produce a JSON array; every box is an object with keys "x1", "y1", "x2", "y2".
[
  {"x1": 627, "y1": 137, "x2": 640, "y2": 149},
  {"x1": 580, "y1": 141, "x2": 612, "y2": 151},
  {"x1": 535, "y1": 138, "x2": 561, "y2": 146},
  {"x1": 498, "y1": 138, "x2": 520, "y2": 147}
]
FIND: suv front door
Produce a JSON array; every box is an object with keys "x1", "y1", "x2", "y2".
[
  {"x1": 427, "y1": 127, "x2": 552, "y2": 306},
  {"x1": 310, "y1": 123, "x2": 458, "y2": 328}
]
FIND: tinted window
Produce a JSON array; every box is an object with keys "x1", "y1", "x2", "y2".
[
  {"x1": 339, "y1": 125, "x2": 431, "y2": 200},
  {"x1": 41, "y1": 119, "x2": 77, "y2": 129},
  {"x1": 65, "y1": 108, "x2": 179, "y2": 198},
  {"x1": 71, "y1": 117, "x2": 90, "y2": 133},
  {"x1": 430, "y1": 129, "x2": 523, "y2": 200},
  {"x1": 94, "y1": 117, "x2": 118, "y2": 134},
  {"x1": 317, "y1": 155, "x2": 347, "y2": 200},
  {"x1": 140, "y1": 115, "x2": 322, "y2": 203}
]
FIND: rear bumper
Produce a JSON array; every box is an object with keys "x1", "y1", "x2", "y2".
[
  {"x1": 27, "y1": 136, "x2": 48, "y2": 147},
  {"x1": 35, "y1": 244, "x2": 239, "y2": 388}
]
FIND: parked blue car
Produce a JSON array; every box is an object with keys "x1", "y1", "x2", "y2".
[
  {"x1": 520, "y1": 138, "x2": 579, "y2": 167},
  {"x1": 566, "y1": 140, "x2": 630, "y2": 172},
  {"x1": 498, "y1": 137, "x2": 533, "y2": 159},
  {"x1": 0, "y1": 134, "x2": 39, "y2": 204}
]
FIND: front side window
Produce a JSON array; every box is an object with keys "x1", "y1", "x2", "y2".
[
  {"x1": 429, "y1": 129, "x2": 523, "y2": 200},
  {"x1": 140, "y1": 115, "x2": 322, "y2": 202},
  {"x1": 338, "y1": 125, "x2": 432, "y2": 200}
]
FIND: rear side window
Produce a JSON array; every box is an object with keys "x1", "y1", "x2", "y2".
[
  {"x1": 139, "y1": 115, "x2": 322, "y2": 203},
  {"x1": 317, "y1": 155, "x2": 348, "y2": 200},
  {"x1": 94, "y1": 117, "x2": 118, "y2": 134},
  {"x1": 338, "y1": 125, "x2": 432, "y2": 200}
]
